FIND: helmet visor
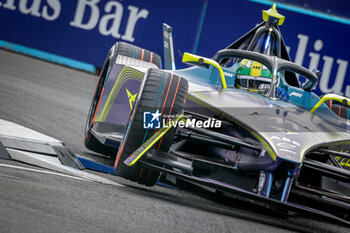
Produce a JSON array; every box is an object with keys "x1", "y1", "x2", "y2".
[{"x1": 236, "y1": 75, "x2": 271, "y2": 91}]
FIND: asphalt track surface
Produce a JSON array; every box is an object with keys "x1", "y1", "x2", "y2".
[{"x1": 0, "y1": 49, "x2": 348, "y2": 233}]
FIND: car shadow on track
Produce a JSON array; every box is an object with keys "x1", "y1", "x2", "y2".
[{"x1": 122, "y1": 181, "x2": 342, "y2": 233}]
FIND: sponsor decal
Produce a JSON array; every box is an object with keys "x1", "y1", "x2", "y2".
[
  {"x1": 143, "y1": 110, "x2": 161, "y2": 129},
  {"x1": 290, "y1": 92, "x2": 303, "y2": 98},
  {"x1": 270, "y1": 135, "x2": 301, "y2": 158},
  {"x1": 333, "y1": 156, "x2": 350, "y2": 168},
  {"x1": 0, "y1": 0, "x2": 149, "y2": 42},
  {"x1": 223, "y1": 72, "x2": 234, "y2": 78},
  {"x1": 126, "y1": 88, "x2": 137, "y2": 110},
  {"x1": 70, "y1": 0, "x2": 149, "y2": 42},
  {"x1": 0, "y1": 0, "x2": 62, "y2": 21},
  {"x1": 259, "y1": 149, "x2": 266, "y2": 158},
  {"x1": 258, "y1": 171, "x2": 266, "y2": 192},
  {"x1": 289, "y1": 34, "x2": 349, "y2": 96},
  {"x1": 143, "y1": 110, "x2": 222, "y2": 129},
  {"x1": 163, "y1": 116, "x2": 222, "y2": 129}
]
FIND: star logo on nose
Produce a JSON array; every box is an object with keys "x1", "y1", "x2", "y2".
[
  {"x1": 151, "y1": 109, "x2": 161, "y2": 122},
  {"x1": 126, "y1": 88, "x2": 137, "y2": 110}
]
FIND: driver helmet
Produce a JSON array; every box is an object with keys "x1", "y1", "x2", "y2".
[{"x1": 235, "y1": 59, "x2": 273, "y2": 92}]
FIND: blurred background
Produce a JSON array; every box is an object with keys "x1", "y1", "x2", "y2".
[{"x1": 0, "y1": 0, "x2": 349, "y2": 97}]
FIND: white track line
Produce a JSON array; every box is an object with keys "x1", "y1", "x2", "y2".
[
  {"x1": 0, "y1": 163, "x2": 90, "y2": 182},
  {"x1": 7, "y1": 149, "x2": 124, "y2": 186}
]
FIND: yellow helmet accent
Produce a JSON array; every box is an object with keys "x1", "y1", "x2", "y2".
[
  {"x1": 262, "y1": 3, "x2": 285, "y2": 26},
  {"x1": 250, "y1": 61, "x2": 262, "y2": 77},
  {"x1": 241, "y1": 59, "x2": 249, "y2": 66}
]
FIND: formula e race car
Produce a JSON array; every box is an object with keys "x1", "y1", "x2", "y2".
[{"x1": 84, "y1": 4, "x2": 350, "y2": 225}]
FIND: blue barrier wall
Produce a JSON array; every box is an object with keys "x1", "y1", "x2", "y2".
[{"x1": 0, "y1": 0, "x2": 349, "y2": 97}]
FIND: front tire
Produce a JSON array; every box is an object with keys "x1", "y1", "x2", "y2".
[{"x1": 114, "y1": 68, "x2": 188, "y2": 186}]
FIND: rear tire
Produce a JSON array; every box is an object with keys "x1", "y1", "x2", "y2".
[
  {"x1": 84, "y1": 42, "x2": 161, "y2": 157},
  {"x1": 114, "y1": 68, "x2": 188, "y2": 186}
]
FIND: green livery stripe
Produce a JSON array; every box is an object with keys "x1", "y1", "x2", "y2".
[
  {"x1": 261, "y1": 69, "x2": 272, "y2": 78},
  {"x1": 238, "y1": 67, "x2": 250, "y2": 76},
  {"x1": 99, "y1": 67, "x2": 144, "y2": 122}
]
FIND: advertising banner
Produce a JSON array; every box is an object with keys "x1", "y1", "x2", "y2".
[{"x1": 0, "y1": 0, "x2": 349, "y2": 96}]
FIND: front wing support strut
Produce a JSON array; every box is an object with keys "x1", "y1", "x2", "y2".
[{"x1": 124, "y1": 114, "x2": 184, "y2": 166}]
